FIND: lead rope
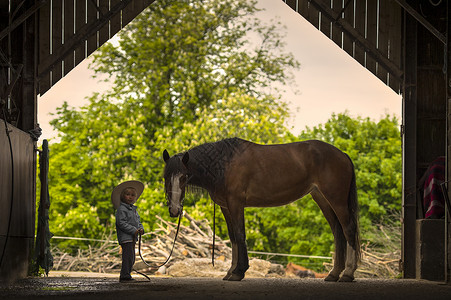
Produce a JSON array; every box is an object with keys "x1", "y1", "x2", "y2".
[
  {"x1": 212, "y1": 202, "x2": 216, "y2": 266},
  {"x1": 133, "y1": 212, "x2": 183, "y2": 280}
]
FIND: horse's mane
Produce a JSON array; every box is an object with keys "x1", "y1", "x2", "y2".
[{"x1": 186, "y1": 137, "x2": 247, "y2": 192}]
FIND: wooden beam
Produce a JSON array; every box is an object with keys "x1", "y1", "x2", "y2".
[
  {"x1": 394, "y1": 0, "x2": 446, "y2": 45},
  {"x1": 402, "y1": 8, "x2": 418, "y2": 279},
  {"x1": 0, "y1": 0, "x2": 47, "y2": 41},
  {"x1": 446, "y1": 0, "x2": 451, "y2": 284}
]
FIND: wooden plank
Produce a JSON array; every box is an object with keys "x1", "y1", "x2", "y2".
[
  {"x1": 51, "y1": 0, "x2": 63, "y2": 85},
  {"x1": 122, "y1": 0, "x2": 134, "y2": 28},
  {"x1": 376, "y1": 0, "x2": 390, "y2": 83},
  {"x1": 123, "y1": 0, "x2": 141, "y2": 29},
  {"x1": 0, "y1": 37, "x2": 7, "y2": 97},
  {"x1": 74, "y1": 0, "x2": 86, "y2": 66},
  {"x1": 110, "y1": 0, "x2": 122, "y2": 37},
  {"x1": 376, "y1": 0, "x2": 389, "y2": 84},
  {"x1": 86, "y1": 0, "x2": 98, "y2": 56},
  {"x1": 331, "y1": 0, "x2": 343, "y2": 47},
  {"x1": 20, "y1": 8, "x2": 37, "y2": 131},
  {"x1": 402, "y1": 12, "x2": 418, "y2": 279},
  {"x1": 285, "y1": 0, "x2": 298, "y2": 11},
  {"x1": 134, "y1": 0, "x2": 145, "y2": 13},
  {"x1": 298, "y1": 0, "x2": 309, "y2": 19},
  {"x1": 342, "y1": 0, "x2": 354, "y2": 56},
  {"x1": 9, "y1": 1, "x2": 24, "y2": 127},
  {"x1": 0, "y1": 1, "x2": 8, "y2": 26},
  {"x1": 353, "y1": 0, "x2": 365, "y2": 67},
  {"x1": 320, "y1": 0, "x2": 331, "y2": 38},
  {"x1": 388, "y1": 1, "x2": 402, "y2": 92},
  {"x1": 307, "y1": 3, "x2": 320, "y2": 30},
  {"x1": 143, "y1": 0, "x2": 155, "y2": 7},
  {"x1": 1, "y1": 2, "x2": 10, "y2": 98},
  {"x1": 98, "y1": 0, "x2": 110, "y2": 46},
  {"x1": 0, "y1": 122, "x2": 35, "y2": 237},
  {"x1": 38, "y1": 0, "x2": 51, "y2": 94},
  {"x1": 63, "y1": 0, "x2": 75, "y2": 76},
  {"x1": 366, "y1": 0, "x2": 378, "y2": 75},
  {"x1": 297, "y1": 0, "x2": 320, "y2": 29}
]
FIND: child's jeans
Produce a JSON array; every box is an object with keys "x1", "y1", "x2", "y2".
[{"x1": 120, "y1": 242, "x2": 135, "y2": 279}]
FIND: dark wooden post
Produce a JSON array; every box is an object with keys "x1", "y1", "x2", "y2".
[
  {"x1": 402, "y1": 4, "x2": 418, "y2": 279},
  {"x1": 446, "y1": 0, "x2": 451, "y2": 283}
]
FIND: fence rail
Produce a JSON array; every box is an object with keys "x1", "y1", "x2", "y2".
[{"x1": 50, "y1": 235, "x2": 332, "y2": 260}]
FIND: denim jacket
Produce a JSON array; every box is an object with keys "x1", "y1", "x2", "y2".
[{"x1": 115, "y1": 202, "x2": 144, "y2": 245}]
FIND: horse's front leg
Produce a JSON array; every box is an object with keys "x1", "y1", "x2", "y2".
[
  {"x1": 225, "y1": 201, "x2": 249, "y2": 281},
  {"x1": 220, "y1": 206, "x2": 238, "y2": 280}
]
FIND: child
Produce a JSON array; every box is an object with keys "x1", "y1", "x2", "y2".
[{"x1": 111, "y1": 180, "x2": 145, "y2": 282}]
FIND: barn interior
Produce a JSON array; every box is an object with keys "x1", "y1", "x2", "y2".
[{"x1": 1, "y1": 0, "x2": 450, "y2": 282}]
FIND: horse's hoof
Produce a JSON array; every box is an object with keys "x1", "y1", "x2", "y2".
[
  {"x1": 223, "y1": 273, "x2": 232, "y2": 281},
  {"x1": 227, "y1": 273, "x2": 244, "y2": 281},
  {"x1": 338, "y1": 275, "x2": 354, "y2": 282},
  {"x1": 324, "y1": 274, "x2": 339, "y2": 282}
]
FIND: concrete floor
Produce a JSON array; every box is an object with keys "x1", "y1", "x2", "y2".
[{"x1": 1, "y1": 274, "x2": 451, "y2": 300}]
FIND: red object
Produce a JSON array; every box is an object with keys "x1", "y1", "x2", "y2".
[{"x1": 423, "y1": 157, "x2": 445, "y2": 219}]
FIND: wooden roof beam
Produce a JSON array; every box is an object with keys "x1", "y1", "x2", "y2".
[
  {"x1": 0, "y1": 0, "x2": 48, "y2": 41},
  {"x1": 308, "y1": 0, "x2": 404, "y2": 80},
  {"x1": 393, "y1": 0, "x2": 446, "y2": 45}
]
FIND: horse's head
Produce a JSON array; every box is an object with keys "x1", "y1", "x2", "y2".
[{"x1": 163, "y1": 149, "x2": 190, "y2": 217}]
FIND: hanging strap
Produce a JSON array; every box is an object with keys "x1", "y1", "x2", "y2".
[{"x1": 212, "y1": 202, "x2": 216, "y2": 266}]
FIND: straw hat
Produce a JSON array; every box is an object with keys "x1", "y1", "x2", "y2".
[{"x1": 111, "y1": 180, "x2": 144, "y2": 209}]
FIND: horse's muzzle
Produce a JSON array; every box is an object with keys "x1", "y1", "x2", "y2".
[{"x1": 169, "y1": 206, "x2": 181, "y2": 217}]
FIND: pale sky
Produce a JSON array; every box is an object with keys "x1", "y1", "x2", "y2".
[{"x1": 37, "y1": 0, "x2": 402, "y2": 141}]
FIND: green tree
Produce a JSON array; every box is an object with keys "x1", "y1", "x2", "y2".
[
  {"x1": 91, "y1": 0, "x2": 299, "y2": 130},
  {"x1": 47, "y1": 0, "x2": 299, "y2": 241}
]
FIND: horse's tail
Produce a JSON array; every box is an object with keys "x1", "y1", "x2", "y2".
[{"x1": 346, "y1": 154, "x2": 361, "y2": 263}]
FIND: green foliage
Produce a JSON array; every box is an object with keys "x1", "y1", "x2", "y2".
[{"x1": 91, "y1": 0, "x2": 299, "y2": 131}]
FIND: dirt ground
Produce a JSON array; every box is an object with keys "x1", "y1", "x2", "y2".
[{"x1": 1, "y1": 272, "x2": 451, "y2": 300}]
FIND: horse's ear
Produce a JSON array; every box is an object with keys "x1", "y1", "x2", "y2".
[
  {"x1": 163, "y1": 149, "x2": 170, "y2": 163},
  {"x1": 182, "y1": 152, "x2": 189, "y2": 166}
]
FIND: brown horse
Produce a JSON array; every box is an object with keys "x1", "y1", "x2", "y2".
[{"x1": 163, "y1": 138, "x2": 360, "y2": 282}]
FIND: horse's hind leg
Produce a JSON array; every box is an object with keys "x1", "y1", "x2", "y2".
[
  {"x1": 318, "y1": 183, "x2": 359, "y2": 282},
  {"x1": 338, "y1": 218, "x2": 359, "y2": 282},
  {"x1": 220, "y1": 206, "x2": 238, "y2": 280},
  {"x1": 339, "y1": 243, "x2": 358, "y2": 282},
  {"x1": 311, "y1": 190, "x2": 346, "y2": 282}
]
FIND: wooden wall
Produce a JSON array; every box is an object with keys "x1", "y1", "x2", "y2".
[{"x1": 0, "y1": 121, "x2": 35, "y2": 279}]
